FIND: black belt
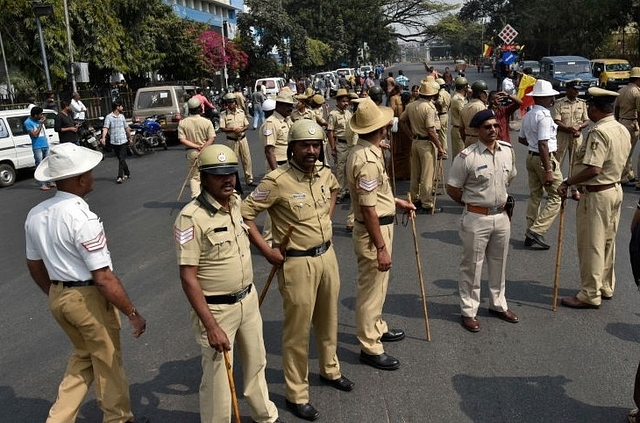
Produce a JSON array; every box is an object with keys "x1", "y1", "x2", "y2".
[
  {"x1": 414, "y1": 135, "x2": 430, "y2": 140},
  {"x1": 438, "y1": 112, "x2": 447, "y2": 116},
  {"x1": 205, "y1": 285, "x2": 252, "y2": 305},
  {"x1": 356, "y1": 215, "x2": 395, "y2": 226},
  {"x1": 528, "y1": 151, "x2": 556, "y2": 157},
  {"x1": 51, "y1": 279, "x2": 94, "y2": 288},
  {"x1": 337, "y1": 138, "x2": 347, "y2": 143},
  {"x1": 227, "y1": 136, "x2": 245, "y2": 141},
  {"x1": 286, "y1": 241, "x2": 331, "y2": 258},
  {"x1": 277, "y1": 160, "x2": 287, "y2": 165}
]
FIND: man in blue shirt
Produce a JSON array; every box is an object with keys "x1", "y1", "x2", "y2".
[{"x1": 24, "y1": 106, "x2": 53, "y2": 190}]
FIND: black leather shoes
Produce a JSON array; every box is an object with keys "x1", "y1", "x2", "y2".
[
  {"x1": 381, "y1": 328, "x2": 405, "y2": 342},
  {"x1": 286, "y1": 400, "x2": 319, "y2": 421},
  {"x1": 359, "y1": 351, "x2": 400, "y2": 370},
  {"x1": 525, "y1": 229, "x2": 550, "y2": 249},
  {"x1": 253, "y1": 419, "x2": 284, "y2": 423},
  {"x1": 320, "y1": 375, "x2": 355, "y2": 391}
]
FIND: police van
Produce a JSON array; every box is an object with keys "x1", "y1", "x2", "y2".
[
  {"x1": 538, "y1": 56, "x2": 598, "y2": 96},
  {"x1": 0, "y1": 108, "x2": 59, "y2": 187}
]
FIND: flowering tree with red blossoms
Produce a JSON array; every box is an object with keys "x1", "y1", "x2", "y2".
[{"x1": 198, "y1": 30, "x2": 249, "y2": 75}]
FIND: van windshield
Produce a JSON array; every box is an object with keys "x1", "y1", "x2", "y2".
[
  {"x1": 606, "y1": 63, "x2": 632, "y2": 72},
  {"x1": 554, "y1": 62, "x2": 591, "y2": 74},
  {"x1": 136, "y1": 90, "x2": 174, "y2": 109}
]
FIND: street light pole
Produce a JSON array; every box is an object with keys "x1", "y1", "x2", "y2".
[
  {"x1": 0, "y1": 30, "x2": 14, "y2": 103},
  {"x1": 31, "y1": 1, "x2": 53, "y2": 92},
  {"x1": 63, "y1": 0, "x2": 76, "y2": 93}
]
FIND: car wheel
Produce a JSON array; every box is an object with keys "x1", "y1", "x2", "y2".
[{"x1": 0, "y1": 162, "x2": 16, "y2": 187}]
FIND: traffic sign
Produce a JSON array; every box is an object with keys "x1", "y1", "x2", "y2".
[{"x1": 498, "y1": 24, "x2": 519, "y2": 45}]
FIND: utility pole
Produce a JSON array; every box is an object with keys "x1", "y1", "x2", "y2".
[
  {"x1": 0, "y1": 30, "x2": 13, "y2": 103},
  {"x1": 63, "y1": 0, "x2": 76, "y2": 93}
]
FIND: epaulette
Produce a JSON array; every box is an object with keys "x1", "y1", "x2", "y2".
[
  {"x1": 268, "y1": 165, "x2": 290, "y2": 181},
  {"x1": 179, "y1": 200, "x2": 201, "y2": 218},
  {"x1": 459, "y1": 143, "x2": 477, "y2": 158},
  {"x1": 497, "y1": 140, "x2": 513, "y2": 148}
]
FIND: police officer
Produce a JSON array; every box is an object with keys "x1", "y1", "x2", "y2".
[
  {"x1": 347, "y1": 98, "x2": 416, "y2": 371},
  {"x1": 179, "y1": 97, "x2": 216, "y2": 198},
  {"x1": 263, "y1": 91, "x2": 295, "y2": 171},
  {"x1": 517, "y1": 80, "x2": 562, "y2": 250},
  {"x1": 446, "y1": 109, "x2": 519, "y2": 332},
  {"x1": 25, "y1": 143, "x2": 147, "y2": 423},
  {"x1": 327, "y1": 88, "x2": 353, "y2": 203},
  {"x1": 552, "y1": 80, "x2": 589, "y2": 200},
  {"x1": 559, "y1": 88, "x2": 632, "y2": 308},
  {"x1": 615, "y1": 67, "x2": 640, "y2": 186},
  {"x1": 400, "y1": 80, "x2": 445, "y2": 213},
  {"x1": 174, "y1": 145, "x2": 281, "y2": 423},
  {"x1": 220, "y1": 92, "x2": 254, "y2": 187},
  {"x1": 450, "y1": 77, "x2": 469, "y2": 158},
  {"x1": 368, "y1": 85, "x2": 384, "y2": 106},
  {"x1": 435, "y1": 77, "x2": 452, "y2": 158},
  {"x1": 242, "y1": 120, "x2": 354, "y2": 422},
  {"x1": 460, "y1": 80, "x2": 489, "y2": 147},
  {"x1": 290, "y1": 94, "x2": 314, "y2": 122}
]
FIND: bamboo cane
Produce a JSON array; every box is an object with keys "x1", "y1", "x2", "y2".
[
  {"x1": 223, "y1": 350, "x2": 241, "y2": 423},
  {"x1": 259, "y1": 226, "x2": 295, "y2": 306},
  {"x1": 407, "y1": 193, "x2": 432, "y2": 341}
]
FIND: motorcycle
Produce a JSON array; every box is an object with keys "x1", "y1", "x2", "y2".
[
  {"x1": 77, "y1": 120, "x2": 102, "y2": 151},
  {"x1": 129, "y1": 115, "x2": 168, "y2": 156}
]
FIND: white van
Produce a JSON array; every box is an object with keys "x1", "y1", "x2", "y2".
[
  {"x1": 254, "y1": 77, "x2": 286, "y2": 98},
  {"x1": 0, "y1": 108, "x2": 59, "y2": 187}
]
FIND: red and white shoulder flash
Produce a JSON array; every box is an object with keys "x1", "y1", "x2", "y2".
[{"x1": 81, "y1": 231, "x2": 107, "y2": 252}]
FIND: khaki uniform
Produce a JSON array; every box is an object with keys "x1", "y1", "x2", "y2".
[
  {"x1": 460, "y1": 98, "x2": 487, "y2": 147},
  {"x1": 447, "y1": 141, "x2": 517, "y2": 317},
  {"x1": 346, "y1": 138, "x2": 397, "y2": 355},
  {"x1": 235, "y1": 92, "x2": 246, "y2": 112},
  {"x1": 615, "y1": 83, "x2": 640, "y2": 182},
  {"x1": 571, "y1": 116, "x2": 631, "y2": 305},
  {"x1": 519, "y1": 104, "x2": 562, "y2": 236},
  {"x1": 178, "y1": 115, "x2": 216, "y2": 198},
  {"x1": 552, "y1": 96, "x2": 588, "y2": 166},
  {"x1": 328, "y1": 107, "x2": 353, "y2": 197},
  {"x1": 220, "y1": 108, "x2": 253, "y2": 185},
  {"x1": 174, "y1": 192, "x2": 278, "y2": 423},
  {"x1": 345, "y1": 124, "x2": 359, "y2": 228},
  {"x1": 290, "y1": 108, "x2": 315, "y2": 122},
  {"x1": 450, "y1": 91, "x2": 467, "y2": 158},
  {"x1": 436, "y1": 88, "x2": 452, "y2": 156},
  {"x1": 400, "y1": 98, "x2": 441, "y2": 209},
  {"x1": 241, "y1": 164, "x2": 343, "y2": 404}
]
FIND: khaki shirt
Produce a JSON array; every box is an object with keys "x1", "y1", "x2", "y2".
[
  {"x1": 400, "y1": 98, "x2": 440, "y2": 138},
  {"x1": 220, "y1": 108, "x2": 248, "y2": 140},
  {"x1": 241, "y1": 163, "x2": 338, "y2": 251},
  {"x1": 261, "y1": 111, "x2": 290, "y2": 162},
  {"x1": 290, "y1": 108, "x2": 315, "y2": 122},
  {"x1": 450, "y1": 92, "x2": 468, "y2": 127},
  {"x1": 615, "y1": 83, "x2": 640, "y2": 120},
  {"x1": 327, "y1": 108, "x2": 352, "y2": 139},
  {"x1": 174, "y1": 192, "x2": 252, "y2": 296},
  {"x1": 572, "y1": 115, "x2": 631, "y2": 185},
  {"x1": 311, "y1": 106, "x2": 328, "y2": 126},
  {"x1": 436, "y1": 89, "x2": 452, "y2": 115},
  {"x1": 447, "y1": 141, "x2": 517, "y2": 207},
  {"x1": 460, "y1": 98, "x2": 487, "y2": 137},
  {"x1": 178, "y1": 114, "x2": 216, "y2": 146},
  {"x1": 346, "y1": 138, "x2": 396, "y2": 222}
]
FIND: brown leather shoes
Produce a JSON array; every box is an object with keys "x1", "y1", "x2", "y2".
[
  {"x1": 561, "y1": 296, "x2": 600, "y2": 309},
  {"x1": 489, "y1": 308, "x2": 519, "y2": 323},
  {"x1": 461, "y1": 316, "x2": 480, "y2": 332}
]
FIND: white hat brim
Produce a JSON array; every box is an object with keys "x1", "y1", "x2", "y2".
[{"x1": 34, "y1": 144, "x2": 103, "y2": 182}]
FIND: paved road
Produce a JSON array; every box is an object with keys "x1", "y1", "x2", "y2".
[{"x1": 1, "y1": 61, "x2": 639, "y2": 422}]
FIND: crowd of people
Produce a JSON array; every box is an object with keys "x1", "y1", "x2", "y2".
[{"x1": 23, "y1": 65, "x2": 640, "y2": 423}]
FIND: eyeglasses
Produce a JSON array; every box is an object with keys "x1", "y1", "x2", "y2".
[{"x1": 482, "y1": 124, "x2": 500, "y2": 129}]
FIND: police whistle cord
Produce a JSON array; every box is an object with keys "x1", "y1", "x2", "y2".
[
  {"x1": 552, "y1": 198, "x2": 567, "y2": 311},
  {"x1": 223, "y1": 350, "x2": 242, "y2": 423},
  {"x1": 407, "y1": 193, "x2": 432, "y2": 341},
  {"x1": 259, "y1": 225, "x2": 295, "y2": 307}
]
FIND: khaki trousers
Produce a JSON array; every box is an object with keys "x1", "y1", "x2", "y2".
[
  {"x1": 450, "y1": 126, "x2": 465, "y2": 159},
  {"x1": 410, "y1": 139, "x2": 437, "y2": 208},
  {"x1": 277, "y1": 246, "x2": 341, "y2": 403},
  {"x1": 438, "y1": 114, "x2": 449, "y2": 156},
  {"x1": 353, "y1": 222, "x2": 394, "y2": 355},
  {"x1": 555, "y1": 132, "x2": 583, "y2": 169},
  {"x1": 575, "y1": 185, "x2": 623, "y2": 305},
  {"x1": 187, "y1": 148, "x2": 201, "y2": 199},
  {"x1": 222, "y1": 137, "x2": 253, "y2": 184},
  {"x1": 525, "y1": 154, "x2": 562, "y2": 235},
  {"x1": 335, "y1": 142, "x2": 350, "y2": 197},
  {"x1": 193, "y1": 288, "x2": 278, "y2": 423},
  {"x1": 47, "y1": 284, "x2": 133, "y2": 423},
  {"x1": 458, "y1": 211, "x2": 510, "y2": 317},
  {"x1": 620, "y1": 119, "x2": 639, "y2": 182}
]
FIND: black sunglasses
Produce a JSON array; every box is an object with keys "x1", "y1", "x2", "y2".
[{"x1": 482, "y1": 124, "x2": 500, "y2": 129}]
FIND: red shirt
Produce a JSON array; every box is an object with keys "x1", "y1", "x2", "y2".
[{"x1": 491, "y1": 102, "x2": 520, "y2": 143}]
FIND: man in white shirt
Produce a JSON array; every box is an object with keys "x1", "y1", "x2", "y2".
[{"x1": 71, "y1": 92, "x2": 87, "y2": 120}]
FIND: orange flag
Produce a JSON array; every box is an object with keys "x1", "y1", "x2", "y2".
[
  {"x1": 482, "y1": 44, "x2": 492, "y2": 57},
  {"x1": 518, "y1": 74, "x2": 537, "y2": 114}
]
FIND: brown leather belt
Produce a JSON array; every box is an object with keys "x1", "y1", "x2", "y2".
[
  {"x1": 579, "y1": 183, "x2": 617, "y2": 193},
  {"x1": 466, "y1": 204, "x2": 505, "y2": 215}
]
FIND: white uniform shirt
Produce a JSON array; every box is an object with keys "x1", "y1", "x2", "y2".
[
  {"x1": 25, "y1": 191, "x2": 112, "y2": 281},
  {"x1": 518, "y1": 104, "x2": 558, "y2": 153},
  {"x1": 71, "y1": 99, "x2": 87, "y2": 120}
]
